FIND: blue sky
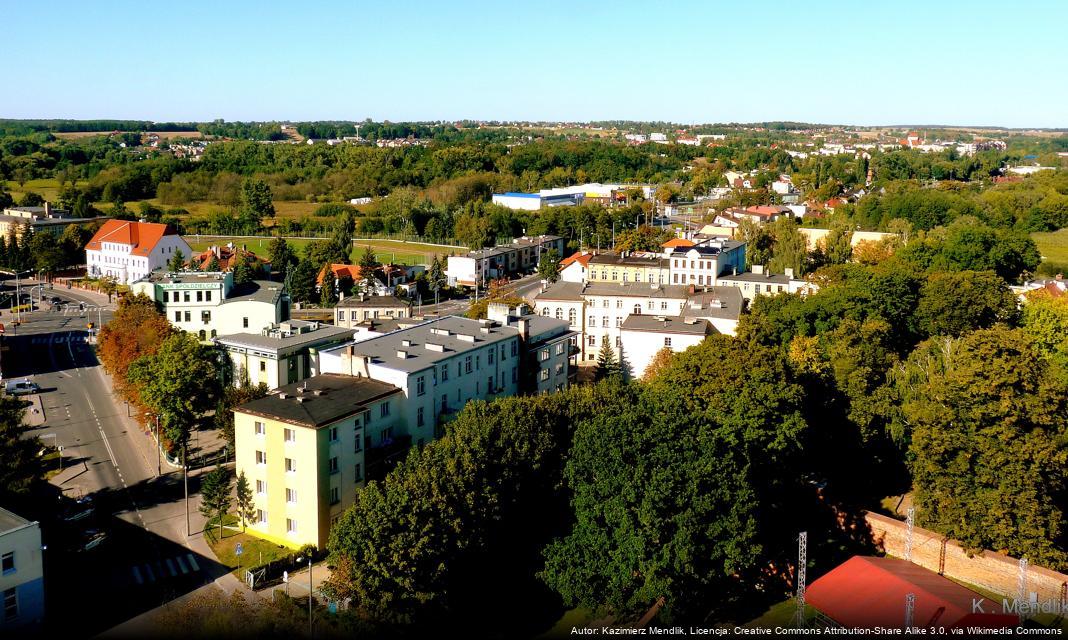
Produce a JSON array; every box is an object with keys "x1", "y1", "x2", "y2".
[{"x1": 4, "y1": 0, "x2": 1066, "y2": 127}]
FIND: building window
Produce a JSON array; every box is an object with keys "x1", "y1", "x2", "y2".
[
  {"x1": 416, "y1": 376, "x2": 425, "y2": 396},
  {"x1": 380, "y1": 427, "x2": 393, "y2": 443},
  {"x1": 511, "y1": 341, "x2": 517, "y2": 357},
  {"x1": 285, "y1": 458, "x2": 295, "y2": 473},
  {"x1": 615, "y1": 318, "x2": 622, "y2": 327},
  {"x1": 284, "y1": 428, "x2": 295, "y2": 443},
  {"x1": 256, "y1": 480, "x2": 266, "y2": 495},
  {"x1": 539, "y1": 348, "x2": 549, "y2": 361},
  {"x1": 633, "y1": 304, "x2": 641, "y2": 315},
  {"x1": 380, "y1": 401, "x2": 390, "y2": 418},
  {"x1": 286, "y1": 488, "x2": 297, "y2": 503},
  {"x1": 184, "y1": 310, "x2": 191, "y2": 322},
  {"x1": 555, "y1": 343, "x2": 564, "y2": 355},
  {"x1": 286, "y1": 518, "x2": 297, "y2": 534},
  {"x1": 257, "y1": 509, "x2": 267, "y2": 525},
  {"x1": 660, "y1": 301, "x2": 667, "y2": 310},
  {"x1": 354, "y1": 464, "x2": 363, "y2": 481},
  {"x1": 201, "y1": 310, "x2": 211, "y2": 324},
  {"x1": 465, "y1": 356, "x2": 473, "y2": 374},
  {"x1": 206, "y1": 291, "x2": 212, "y2": 301},
  {"x1": 615, "y1": 336, "x2": 622, "y2": 347},
  {"x1": 329, "y1": 457, "x2": 339, "y2": 474},
  {"x1": 647, "y1": 300, "x2": 654, "y2": 310},
  {"x1": 1, "y1": 552, "x2": 13, "y2": 575},
  {"x1": 243, "y1": 317, "x2": 249, "y2": 328},
  {"x1": 4, "y1": 587, "x2": 16, "y2": 621},
  {"x1": 183, "y1": 292, "x2": 190, "y2": 303},
  {"x1": 488, "y1": 348, "x2": 495, "y2": 364},
  {"x1": 441, "y1": 364, "x2": 448, "y2": 381},
  {"x1": 587, "y1": 335, "x2": 595, "y2": 346},
  {"x1": 568, "y1": 309, "x2": 576, "y2": 325},
  {"x1": 259, "y1": 361, "x2": 266, "y2": 372},
  {"x1": 417, "y1": 407, "x2": 425, "y2": 427},
  {"x1": 665, "y1": 337, "x2": 672, "y2": 347},
  {"x1": 174, "y1": 311, "x2": 181, "y2": 322},
  {"x1": 441, "y1": 394, "x2": 448, "y2": 413},
  {"x1": 601, "y1": 316, "x2": 608, "y2": 327},
  {"x1": 601, "y1": 299, "x2": 608, "y2": 308},
  {"x1": 354, "y1": 430, "x2": 363, "y2": 452},
  {"x1": 588, "y1": 315, "x2": 595, "y2": 326},
  {"x1": 254, "y1": 421, "x2": 265, "y2": 436},
  {"x1": 255, "y1": 450, "x2": 266, "y2": 465},
  {"x1": 673, "y1": 273, "x2": 679, "y2": 284},
  {"x1": 542, "y1": 307, "x2": 550, "y2": 316},
  {"x1": 540, "y1": 368, "x2": 550, "y2": 382},
  {"x1": 330, "y1": 487, "x2": 340, "y2": 505},
  {"x1": 196, "y1": 291, "x2": 203, "y2": 302},
  {"x1": 329, "y1": 427, "x2": 338, "y2": 442}
]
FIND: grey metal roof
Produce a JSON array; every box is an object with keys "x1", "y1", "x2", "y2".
[
  {"x1": 324, "y1": 315, "x2": 523, "y2": 374},
  {"x1": 718, "y1": 271, "x2": 793, "y2": 284},
  {"x1": 535, "y1": 281, "x2": 692, "y2": 302},
  {"x1": 235, "y1": 374, "x2": 400, "y2": 429},
  {"x1": 534, "y1": 281, "x2": 585, "y2": 302},
  {"x1": 335, "y1": 295, "x2": 412, "y2": 309},
  {"x1": 215, "y1": 324, "x2": 355, "y2": 353},
  {"x1": 224, "y1": 280, "x2": 286, "y2": 305},
  {"x1": 0, "y1": 506, "x2": 33, "y2": 534},
  {"x1": 588, "y1": 253, "x2": 669, "y2": 268},
  {"x1": 621, "y1": 315, "x2": 713, "y2": 335},
  {"x1": 669, "y1": 240, "x2": 745, "y2": 258},
  {"x1": 683, "y1": 286, "x2": 744, "y2": 320}
]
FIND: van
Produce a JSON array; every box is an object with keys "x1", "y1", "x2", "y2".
[{"x1": 4, "y1": 380, "x2": 39, "y2": 395}]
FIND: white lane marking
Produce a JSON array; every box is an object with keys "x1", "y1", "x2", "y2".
[
  {"x1": 186, "y1": 554, "x2": 200, "y2": 572},
  {"x1": 132, "y1": 565, "x2": 143, "y2": 585},
  {"x1": 165, "y1": 558, "x2": 177, "y2": 577},
  {"x1": 176, "y1": 556, "x2": 189, "y2": 574}
]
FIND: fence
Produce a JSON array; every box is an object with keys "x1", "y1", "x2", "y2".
[
  {"x1": 244, "y1": 546, "x2": 329, "y2": 591},
  {"x1": 865, "y1": 511, "x2": 1068, "y2": 606},
  {"x1": 186, "y1": 232, "x2": 465, "y2": 250}
]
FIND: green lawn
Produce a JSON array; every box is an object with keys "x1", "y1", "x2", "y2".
[
  {"x1": 206, "y1": 513, "x2": 291, "y2": 577},
  {"x1": 185, "y1": 235, "x2": 458, "y2": 265},
  {"x1": 3, "y1": 178, "x2": 73, "y2": 203},
  {"x1": 1032, "y1": 229, "x2": 1068, "y2": 263}
]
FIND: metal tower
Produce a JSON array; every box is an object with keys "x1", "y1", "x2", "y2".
[
  {"x1": 795, "y1": 531, "x2": 807, "y2": 628},
  {"x1": 905, "y1": 507, "x2": 915, "y2": 562},
  {"x1": 904, "y1": 593, "x2": 915, "y2": 629},
  {"x1": 1018, "y1": 557, "x2": 1029, "y2": 623}
]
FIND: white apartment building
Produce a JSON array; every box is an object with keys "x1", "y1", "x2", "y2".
[
  {"x1": 0, "y1": 508, "x2": 43, "y2": 632},
  {"x1": 129, "y1": 271, "x2": 289, "y2": 340},
  {"x1": 619, "y1": 315, "x2": 714, "y2": 379},
  {"x1": 446, "y1": 236, "x2": 565, "y2": 287},
  {"x1": 214, "y1": 320, "x2": 355, "y2": 389},
  {"x1": 666, "y1": 239, "x2": 746, "y2": 287},
  {"x1": 333, "y1": 294, "x2": 412, "y2": 329},
  {"x1": 717, "y1": 265, "x2": 808, "y2": 303},
  {"x1": 85, "y1": 220, "x2": 191, "y2": 284}
]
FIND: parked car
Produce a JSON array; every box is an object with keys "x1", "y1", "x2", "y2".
[
  {"x1": 62, "y1": 497, "x2": 95, "y2": 523},
  {"x1": 4, "y1": 380, "x2": 39, "y2": 395},
  {"x1": 77, "y1": 529, "x2": 107, "y2": 552}
]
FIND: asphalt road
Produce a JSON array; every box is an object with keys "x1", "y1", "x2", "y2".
[{"x1": 4, "y1": 285, "x2": 230, "y2": 637}]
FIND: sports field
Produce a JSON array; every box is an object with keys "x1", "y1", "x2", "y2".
[{"x1": 184, "y1": 235, "x2": 462, "y2": 266}]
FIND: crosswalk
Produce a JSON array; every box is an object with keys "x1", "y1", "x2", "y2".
[
  {"x1": 130, "y1": 553, "x2": 202, "y2": 585},
  {"x1": 30, "y1": 335, "x2": 87, "y2": 345},
  {"x1": 60, "y1": 306, "x2": 103, "y2": 316}
]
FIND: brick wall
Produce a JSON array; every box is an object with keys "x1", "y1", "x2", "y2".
[{"x1": 865, "y1": 511, "x2": 1068, "y2": 605}]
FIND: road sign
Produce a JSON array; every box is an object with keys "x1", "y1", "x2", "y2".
[
  {"x1": 235, "y1": 542, "x2": 243, "y2": 556},
  {"x1": 0, "y1": 323, "x2": 5, "y2": 334},
  {"x1": 328, "y1": 601, "x2": 337, "y2": 614},
  {"x1": 283, "y1": 570, "x2": 289, "y2": 583}
]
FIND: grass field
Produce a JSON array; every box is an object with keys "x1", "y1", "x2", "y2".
[
  {"x1": 185, "y1": 235, "x2": 461, "y2": 265},
  {"x1": 3, "y1": 178, "x2": 73, "y2": 203},
  {"x1": 206, "y1": 514, "x2": 291, "y2": 577},
  {"x1": 1032, "y1": 229, "x2": 1068, "y2": 263},
  {"x1": 53, "y1": 130, "x2": 203, "y2": 140}
]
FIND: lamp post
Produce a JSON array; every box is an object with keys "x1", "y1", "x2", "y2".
[
  {"x1": 296, "y1": 555, "x2": 313, "y2": 634},
  {"x1": 42, "y1": 433, "x2": 61, "y2": 472},
  {"x1": 183, "y1": 438, "x2": 190, "y2": 537}
]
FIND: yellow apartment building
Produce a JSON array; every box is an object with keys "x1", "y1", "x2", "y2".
[
  {"x1": 587, "y1": 252, "x2": 669, "y2": 285},
  {"x1": 234, "y1": 374, "x2": 400, "y2": 549}
]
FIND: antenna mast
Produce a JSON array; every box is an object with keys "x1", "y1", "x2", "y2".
[
  {"x1": 1017, "y1": 558, "x2": 1029, "y2": 623},
  {"x1": 904, "y1": 593, "x2": 915, "y2": 629},
  {"x1": 794, "y1": 531, "x2": 807, "y2": 628},
  {"x1": 905, "y1": 507, "x2": 915, "y2": 562}
]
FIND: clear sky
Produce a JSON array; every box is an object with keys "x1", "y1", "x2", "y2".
[{"x1": 4, "y1": 0, "x2": 1066, "y2": 128}]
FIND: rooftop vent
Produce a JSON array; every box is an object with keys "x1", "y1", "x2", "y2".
[
  {"x1": 396, "y1": 350, "x2": 409, "y2": 359},
  {"x1": 278, "y1": 392, "x2": 287, "y2": 399},
  {"x1": 312, "y1": 389, "x2": 324, "y2": 396},
  {"x1": 430, "y1": 328, "x2": 451, "y2": 337},
  {"x1": 401, "y1": 339, "x2": 413, "y2": 347},
  {"x1": 425, "y1": 343, "x2": 445, "y2": 353},
  {"x1": 456, "y1": 334, "x2": 476, "y2": 343},
  {"x1": 295, "y1": 396, "x2": 305, "y2": 403},
  {"x1": 479, "y1": 327, "x2": 490, "y2": 334}
]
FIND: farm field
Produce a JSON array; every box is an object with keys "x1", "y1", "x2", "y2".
[
  {"x1": 52, "y1": 130, "x2": 202, "y2": 140},
  {"x1": 1032, "y1": 228, "x2": 1068, "y2": 264},
  {"x1": 3, "y1": 177, "x2": 75, "y2": 203}
]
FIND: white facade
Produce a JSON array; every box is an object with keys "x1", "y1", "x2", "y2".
[
  {"x1": 215, "y1": 321, "x2": 355, "y2": 390},
  {"x1": 491, "y1": 193, "x2": 543, "y2": 210},
  {"x1": 0, "y1": 508, "x2": 44, "y2": 632},
  {"x1": 620, "y1": 316, "x2": 712, "y2": 379},
  {"x1": 445, "y1": 255, "x2": 479, "y2": 287},
  {"x1": 85, "y1": 221, "x2": 191, "y2": 285},
  {"x1": 559, "y1": 258, "x2": 589, "y2": 283},
  {"x1": 667, "y1": 241, "x2": 747, "y2": 287},
  {"x1": 130, "y1": 272, "x2": 288, "y2": 340}
]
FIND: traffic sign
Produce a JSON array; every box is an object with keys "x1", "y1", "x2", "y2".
[
  {"x1": 235, "y1": 542, "x2": 243, "y2": 556},
  {"x1": 283, "y1": 570, "x2": 289, "y2": 583},
  {"x1": 0, "y1": 323, "x2": 5, "y2": 334}
]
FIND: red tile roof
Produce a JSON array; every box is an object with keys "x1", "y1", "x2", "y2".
[
  {"x1": 318, "y1": 264, "x2": 364, "y2": 286},
  {"x1": 661, "y1": 238, "x2": 695, "y2": 249},
  {"x1": 85, "y1": 220, "x2": 178, "y2": 257},
  {"x1": 560, "y1": 252, "x2": 594, "y2": 268},
  {"x1": 806, "y1": 556, "x2": 1016, "y2": 630},
  {"x1": 192, "y1": 246, "x2": 268, "y2": 272}
]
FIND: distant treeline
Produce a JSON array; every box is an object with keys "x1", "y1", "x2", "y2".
[{"x1": 0, "y1": 120, "x2": 198, "y2": 136}]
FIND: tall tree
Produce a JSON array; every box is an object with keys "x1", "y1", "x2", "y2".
[
  {"x1": 168, "y1": 248, "x2": 185, "y2": 273},
  {"x1": 358, "y1": 246, "x2": 380, "y2": 291},
  {"x1": 0, "y1": 395, "x2": 44, "y2": 502},
  {"x1": 198, "y1": 464, "x2": 233, "y2": 541},
  {"x1": 235, "y1": 471, "x2": 255, "y2": 533},
  {"x1": 536, "y1": 248, "x2": 561, "y2": 284},
  {"x1": 595, "y1": 335, "x2": 622, "y2": 380},
  {"x1": 204, "y1": 254, "x2": 220, "y2": 272},
  {"x1": 331, "y1": 211, "x2": 355, "y2": 264},
  {"x1": 231, "y1": 251, "x2": 254, "y2": 285},
  {"x1": 240, "y1": 178, "x2": 274, "y2": 225},
  {"x1": 288, "y1": 259, "x2": 317, "y2": 304},
  {"x1": 914, "y1": 270, "x2": 1018, "y2": 337},
  {"x1": 266, "y1": 236, "x2": 296, "y2": 283},
  {"x1": 320, "y1": 271, "x2": 337, "y2": 307}
]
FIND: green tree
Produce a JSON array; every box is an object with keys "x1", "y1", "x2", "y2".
[
  {"x1": 204, "y1": 254, "x2": 220, "y2": 272},
  {"x1": 358, "y1": 246, "x2": 380, "y2": 290},
  {"x1": 168, "y1": 248, "x2": 186, "y2": 273},
  {"x1": 331, "y1": 211, "x2": 355, "y2": 264},
  {"x1": 595, "y1": 335, "x2": 622, "y2": 380},
  {"x1": 19, "y1": 192, "x2": 44, "y2": 207},
  {"x1": 127, "y1": 332, "x2": 220, "y2": 453},
  {"x1": 288, "y1": 259, "x2": 317, "y2": 304},
  {"x1": 1020, "y1": 292, "x2": 1068, "y2": 381},
  {"x1": 428, "y1": 255, "x2": 446, "y2": 296},
  {"x1": 213, "y1": 374, "x2": 269, "y2": 452},
  {"x1": 769, "y1": 217, "x2": 808, "y2": 275},
  {"x1": 320, "y1": 271, "x2": 337, "y2": 307},
  {"x1": 536, "y1": 248, "x2": 561, "y2": 284},
  {"x1": 737, "y1": 218, "x2": 773, "y2": 269},
  {"x1": 235, "y1": 471, "x2": 254, "y2": 533},
  {"x1": 231, "y1": 251, "x2": 254, "y2": 285},
  {"x1": 914, "y1": 270, "x2": 1018, "y2": 337},
  {"x1": 240, "y1": 178, "x2": 274, "y2": 225},
  {"x1": 267, "y1": 236, "x2": 297, "y2": 282},
  {"x1": 898, "y1": 327, "x2": 1068, "y2": 567},
  {"x1": 198, "y1": 464, "x2": 233, "y2": 541},
  {"x1": 0, "y1": 395, "x2": 44, "y2": 502}
]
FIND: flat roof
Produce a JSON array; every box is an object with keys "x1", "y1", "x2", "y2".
[
  {"x1": 684, "y1": 286, "x2": 744, "y2": 320},
  {"x1": 534, "y1": 281, "x2": 692, "y2": 302},
  {"x1": 335, "y1": 295, "x2": 411, "y2": 309},
  {"x1": 324, "y1": 315, "x2": 523, "y2": 374},
  {"x1": 215, "y1": 324, "x2": 354, "y2": 352},
  {"x1": 224, "y1": 280, "x2": 286, "y2": 305},
  {"x1": 235, "y1": 373, "x2": 400, "y2": 429},
  {"x1": 497, "y1": 192, "x2": 540, "y2": 198},
  {"x1": 0, "y1": 506, "x2": 33, "y2": 533},
  {"x1": 588, "y1": 253, "x2": 669, "y2": 268},
  {"x1": 621, "y1": 315, "x2": 712, "y2": 335},
  {"x1": 719, "y1": 271, "x2": 793, "y2": 284}
]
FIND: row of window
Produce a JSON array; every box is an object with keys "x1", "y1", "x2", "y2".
[
  {"x1": 336, "y1": 309, "x2": 400, "y2": 322},
  {"x1": 584, "y1": 335, "x2": 672, "y2": 349},
  {"x1": 672, "y1": 273, "x2": 717, "y2": 285},
  {"x1": 593, "y1": 271, "x2": 667, "y2": 284},
  {"x1": 163, "y1": 290, "x2": 215, "y2": 303},
  {"x1": 672, "y1": 259, "x2": 716, "y2": 270}
]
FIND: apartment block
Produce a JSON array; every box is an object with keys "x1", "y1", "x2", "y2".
[{"x1": 0, "y1": 508, "x2": 43, "y2": 632}]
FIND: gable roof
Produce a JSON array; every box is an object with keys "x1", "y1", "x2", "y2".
[
  {"x1": 661, "y1": 238, "x2": 695, "y2": 249},
  {"x1": 560, "y1": 252, "x2": 594, "y2": 268},
  {"x1": 85, "y1": 220, "x2": 179, "y2": 257}
]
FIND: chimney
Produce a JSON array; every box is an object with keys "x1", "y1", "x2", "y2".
[
  {"x1": 43, "y1": 201, "x2": 52, "y2": 217},
  {"x1": 517, "y1": 318, "x2": 529, "y2": 340},
  {"x1": 785, "y1": 268, "x2": 795, "y2": 279},
  {"x1": 688, "y1": 284, "x2": 695, "y2": 295},
  {"x1": 753, "y1": 264, "x2": 764, "y2": 275}
]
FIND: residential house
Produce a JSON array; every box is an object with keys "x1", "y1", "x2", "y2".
[
  {"x1": 0, "y1": 202, "x2": 109, "y2": 241},
  {"x1": 717, "y1": 265, "x2": 808, "y2": 302},
  {"x1": 445, "y1": 235, "x2": 565, "y2": 287},
  {"x1": 0, "y1": 508, "x2": 43, "y2": 632},
  {"x1": 586, "y1": 252, "x2": 669, "y2": 285},
  {"x1": 666, "y1": 239, "x2": 746, "y2": 287},
  {"x1": 129, "y1": 271, "x2": 289, "y2": 340},
  {"x1": 215, "y1": 320, "x2": 355, "y2": 389},
  {"x1": 619, "y1": 315, "x2": 714, "y2": 379},
  {"x1": 189, "y1": 243, "x2": 270, "y2": 274},
  {"x1": 334, "y1": 294, "x2": 413, "y2": 328},
  {"x1": 234, "y1": 374, "x2": 402, "y2": 548},
  {"x1": 85, "y1": 220, "x2": 191, "y2": 284},
  {"x1": 680, "y1": 285, "x2": 745, "y2": 335},
  {"x1": 558, "y1": 251, "x2": 594, "y2": 283}
]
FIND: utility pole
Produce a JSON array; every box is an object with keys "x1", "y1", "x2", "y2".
[
  {"x1": 184, "y1": 438, "x2": 190, "y2": 538},
  {"x1": 904, "y1": 593, "x2": 915, "y2": 629},
  {"x1": 794, "y1": 531, "x2": 807, "y2": 628},
  {"x1": 1017, "y1": 557, "x2": 1028, "y2": 624},
  {"x1": 155, "y1": 414, "x2": 161, "y2": 476},
  {"x1": 905, "y1": 507, "x2": 915, "y2": 562}
]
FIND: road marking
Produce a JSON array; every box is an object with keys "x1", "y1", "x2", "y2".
[
  {"x1": 186, "y1": 554, "x2": 200, "y2": 572},
  {"x1": 176, "y1": 555, "x2": 189, "y2": 574},
  {"x1": 165, "y1": 558, "x2": 177, "y2": 577},
  {"x1": 132, "y1": 565, "x2": 143, "y2": 585}
]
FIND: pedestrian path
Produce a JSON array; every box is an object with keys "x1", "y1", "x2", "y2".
[{"x1": 130, "y1": 553, "x2": 203, "y2": 585}]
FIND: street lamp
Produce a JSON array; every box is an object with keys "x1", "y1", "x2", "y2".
[{"x1": 296, "y1": 555, "x2": 313, "y2": 634}]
